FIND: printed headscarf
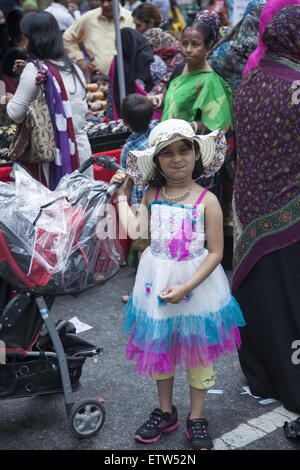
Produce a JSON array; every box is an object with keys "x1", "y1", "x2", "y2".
[
  {"x1": 243, "y1": 0, "x2": 300, "y2": 78},
  {"x1": 262, "y1": 4, "x2": 300, "y2": 60},
  {"x1": 194, "y1": 9, "x2": 222, "y2": 45},
  {"x1": 143, "y1": 27, "x2": 179, "y2": 50}
]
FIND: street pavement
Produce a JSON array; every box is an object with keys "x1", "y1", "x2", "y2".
[{"x1": 0, "y1": 265, "x2": 299, "y2": 452}]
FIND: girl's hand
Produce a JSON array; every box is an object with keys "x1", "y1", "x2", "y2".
[
  {"x1": 160, "y1": 285, "x2": 189, "y2": 304},
  {"x1": 109, "y1": 170, "x2": 133, "y2": 197},
  {"x1": 109, "y1": 169, "x2": 126, "y2": 186}
]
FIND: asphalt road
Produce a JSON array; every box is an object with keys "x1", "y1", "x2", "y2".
[{"x1": 0, "y1": 266, "x2": 299, "y2": 453}]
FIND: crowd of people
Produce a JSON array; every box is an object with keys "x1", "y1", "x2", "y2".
[{"x1": 0, "y1": 0, "x2": 299, "y2": 451}]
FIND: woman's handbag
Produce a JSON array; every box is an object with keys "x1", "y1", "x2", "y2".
[{"x1": 9, "y1": 61, "x2": 56, "y2": 163}]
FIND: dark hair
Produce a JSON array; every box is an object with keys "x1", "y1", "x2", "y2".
[
  {"x1": 91, "y1": 72, "x2": 108, "y2": 83},
  {"x1": 132, "y1": 3, "x2": 162, "y2": 27},
  {"x1": 148, "y1": 139, "x2": 204, "y2": 187},
  {"x1": 183, "y1": 21, "x2": 215, "y2": 48},
  {"x1": 6, "y1": 10, "x2": 23, "y2": 44},
  {"x1": 121, "y1": 94, "x2": 153, "y2": 133},
  {"x1": 21, "y1": 11, "x2": 65, "y2": 60},
  {"x1": 20, "y1": 11, "x2": 85, "y2": 90}
]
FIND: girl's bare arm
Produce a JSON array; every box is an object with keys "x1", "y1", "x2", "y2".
[{"x1": 110, "y1": 170, "x2": 153, "y2": 240}]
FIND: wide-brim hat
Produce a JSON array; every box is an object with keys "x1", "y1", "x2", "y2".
[{"x1": 126, "y1": 119, "x2": 227, "y2": 190}]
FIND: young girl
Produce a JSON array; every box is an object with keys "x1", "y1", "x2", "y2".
[{"x1": 110, "y1": 119, "x2": 245, "y2": 450}]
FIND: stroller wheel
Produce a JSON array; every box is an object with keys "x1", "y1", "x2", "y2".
[{"x1": 68, "y1": 398, "x2": 106, "y2": 439}]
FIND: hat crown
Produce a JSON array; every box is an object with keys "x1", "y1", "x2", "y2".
[
  {"x1": 125, "y1": 119, "x2": 227, "y2": 191},
  {"x1": 149, "y1": 119, "x2": 195, "y2": 149}
]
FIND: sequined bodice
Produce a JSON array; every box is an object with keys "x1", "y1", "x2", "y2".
[{"x1": 150, "y1": 201, "x2": 205, "y2": 261}]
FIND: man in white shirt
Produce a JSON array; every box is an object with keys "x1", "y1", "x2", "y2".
[
  {"x1": 45, "y1": 0, "x2": 81, "y2": 32},
  {"x1": 63, "y1": 0, "x2": 135, "y2": 75}
]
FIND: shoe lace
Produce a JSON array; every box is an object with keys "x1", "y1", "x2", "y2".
[
  {"x1": 190, "y1": 420, "x2": 209, "y2": 439},
  {"x1": 144, "y1": 411, "x2": 163, "y2": 429}
]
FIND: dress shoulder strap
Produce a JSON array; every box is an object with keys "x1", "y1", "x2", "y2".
[
  {"x1": 154, "y1": 187, "x2": 160, "y2": 201},
  {"x1": 193, "y1": 189, "x2": 208, "y2": 208}
]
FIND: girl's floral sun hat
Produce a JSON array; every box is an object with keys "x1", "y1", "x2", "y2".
[{"x1": 126, "y1": 119, "x2": 227, "y2": 190}]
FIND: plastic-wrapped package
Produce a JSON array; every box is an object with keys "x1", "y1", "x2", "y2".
[{"x1": 0, "y1": 163, "x2": 125, "y2": 294}]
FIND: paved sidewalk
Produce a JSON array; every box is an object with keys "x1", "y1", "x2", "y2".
[{"x1": 0, "y1": 266, "x2": 299, "y2": 451}]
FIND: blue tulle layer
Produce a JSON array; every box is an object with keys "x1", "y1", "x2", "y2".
[{"x1": 123, "y1": 294, "x2": 245, "y2": 354}]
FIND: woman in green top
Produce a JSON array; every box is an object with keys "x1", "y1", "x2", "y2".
[
  {"x1": 160, "y1": 21, "x2": 233, "y2": 135},
  {"x1": 153, "y1": 21, "x2": 235, "y2": 268}
]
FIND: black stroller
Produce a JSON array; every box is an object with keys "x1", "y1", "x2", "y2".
[{"x1": 0, "y1": 155, "x2": 125, "y2": 438}]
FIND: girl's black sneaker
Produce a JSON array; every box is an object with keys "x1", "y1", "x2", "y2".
[
  {"x1": 185, "y1": 416, "x2": 214, "y2": 450},
  {"x1": 135, "y1": 406, "x2": 179, "y2": 443}
]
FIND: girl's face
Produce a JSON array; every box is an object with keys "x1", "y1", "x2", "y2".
[
  {"x1": 181, "y1": 28, "x2": 211, "y2": 69},
  {"x1": 157, "y1": 140, "x2": 198, "y2": 182},
  {"x1": 97, "y1": 79, "x2": 108, "y2": 95}
]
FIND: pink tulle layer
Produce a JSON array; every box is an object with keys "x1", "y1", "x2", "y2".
[{"x1": 126, "y1": 327, "x2": 242, "y2": 377}]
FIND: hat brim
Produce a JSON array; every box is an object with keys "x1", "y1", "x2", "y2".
[{"x1": 126, "y1": 128, "x2": 227, "y2": 190}]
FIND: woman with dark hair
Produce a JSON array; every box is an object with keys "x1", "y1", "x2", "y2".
[
  {"x1": 132, "y1": 2, "x2": 163, "y2": 34},
  {"x1": 159, "y1": 21, "x2": 233, "y2": 133},
  {"x1": 147, "y1": 10, "x2": 226, "y2": 105},
  {"x1": 152, "y1": 21, "x2": 235, "y2": 269},
  {"x1": 106, "y1": 27, "x2": 166, "y2": 121},
  {"x1": 4, "y1": 10, "x2": 92, "y2": 187}
]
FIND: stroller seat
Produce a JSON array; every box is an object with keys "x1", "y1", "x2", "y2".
[{"x1": 0, "y1": 155, "x2": 125, "y2": 438}]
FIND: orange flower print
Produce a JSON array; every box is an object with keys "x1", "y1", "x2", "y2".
[
  {"x1": 260, "y1": 219, "x2": 273, "y2": 231},
  {"x1": 279, "y1": 211, "x2": 291, "y2": 223}
]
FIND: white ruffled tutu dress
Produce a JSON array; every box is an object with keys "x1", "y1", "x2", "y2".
[{"x1": 123, "y1": 189, "x2": 245, "y2": 377}]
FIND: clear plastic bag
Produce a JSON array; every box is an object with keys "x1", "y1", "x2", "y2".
[{"x1": 0, "y1": 164, "x2": 125, "y2": 294}]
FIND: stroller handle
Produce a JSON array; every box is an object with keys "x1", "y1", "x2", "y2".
[
  {"x1": 78, "y1": 155, "x2": 126, "y2": 199},
  {"x1": 78, "y1": 155, "x2": 123, "y2": 174}
]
